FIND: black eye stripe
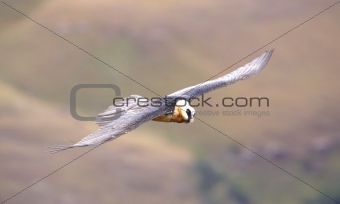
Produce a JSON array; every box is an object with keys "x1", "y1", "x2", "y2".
[
  {"x1": 186, "y1": 109, "x2": 191, "y2": 117},
  {"x1": 185, "y1": 109, "x2": 191, "y2": 123}
]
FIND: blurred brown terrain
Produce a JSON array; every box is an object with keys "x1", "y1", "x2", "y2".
[{"x1": 1, "y1": 0, "x2": 340, "y2": 203}]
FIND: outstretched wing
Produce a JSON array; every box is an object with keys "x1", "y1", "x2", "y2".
[
  {"x1": 50, "y1": 97, "x2": 169, "y2": 153},
  {"x1": 169, "y1": 49, "x2": 273, "y2": 98},
  {"x1": 94, "y1": 95, "x2": 144, "y2": 126}
]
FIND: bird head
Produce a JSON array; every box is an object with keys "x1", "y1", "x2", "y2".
[{"x1": 176, "y1": 99, "x2": 195, "y2": 123}]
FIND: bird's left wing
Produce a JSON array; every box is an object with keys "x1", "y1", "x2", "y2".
[
  {"x1": 169, "y1": 49, "x2": 273, "y2": 98},
  {"x1": 49, "y1": 100, "x2": 170, "y2": 153}
]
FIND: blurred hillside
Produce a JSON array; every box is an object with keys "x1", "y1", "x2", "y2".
[{"x1": 1, "y1": 0, "x2": 340, "y2": 204}]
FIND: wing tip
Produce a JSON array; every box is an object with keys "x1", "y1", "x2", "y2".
[
  {"x1": 47, "y1": 145, "x2": 74, "y2": 154},
  {"x1": 258, "y1": 48, "x2": 274, "y2": 71},
  {"x1": 266, "y1": 49, "x2": 274, "y2": 58}
]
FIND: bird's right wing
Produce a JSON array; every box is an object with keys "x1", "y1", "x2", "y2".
[
  {"x1": 169, "y1": 49, "x2": 274, "y2": 98},
  {"x1": 49, "y1": 96, "x2": 169, "y2": 153},
  {"x1": 95, "y1": 95, "x2": 144, "y2": 126}
]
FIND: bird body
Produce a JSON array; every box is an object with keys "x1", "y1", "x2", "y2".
[
  {"x1": 50, "y1": 50, "x2": 274, "y2": 153},
  {"x1": 152, "y1": 99, "x2": 195, "y2": 123}
]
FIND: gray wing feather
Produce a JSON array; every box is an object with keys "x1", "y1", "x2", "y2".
[
  {"x1": 95, "y1": 95, "x2": 143, "y2": 126},
  {"x1": 169, "y1": 49, "x2": 273, "y2": 98},
  {"x1": 50, "y1": 100, "x2": 166, "y2": 153}
]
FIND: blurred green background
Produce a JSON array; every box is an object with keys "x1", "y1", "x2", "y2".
[{"x1": 1, "y1": 0, "x2": 340, "y2": 203}]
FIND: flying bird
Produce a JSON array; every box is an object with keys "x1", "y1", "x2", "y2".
[{"x1": 50, "y1": 49, "x2": 274, "y2": 153}]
